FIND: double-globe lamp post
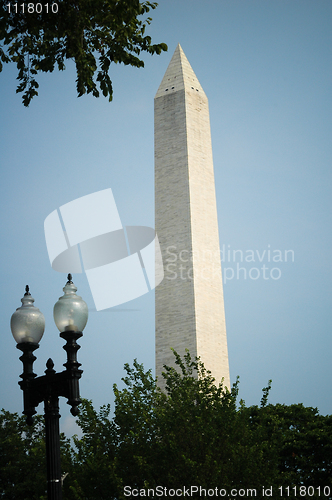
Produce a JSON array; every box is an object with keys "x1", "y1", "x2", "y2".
[{"x1": 10, "y1": 274, "x2": 88, "y2": 500}]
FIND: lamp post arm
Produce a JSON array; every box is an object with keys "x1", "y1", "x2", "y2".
[{"x1": 17, "y1": 331, "x2": 84, "y2": 425}]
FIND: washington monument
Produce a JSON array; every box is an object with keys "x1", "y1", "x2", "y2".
[{"x1": 155, "y1": 44, "x2": 230, "y2": 389}]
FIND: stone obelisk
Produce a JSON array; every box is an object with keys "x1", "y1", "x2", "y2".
[{"x1": 155, "y1": 44, "x2": 230, "y2": 389}]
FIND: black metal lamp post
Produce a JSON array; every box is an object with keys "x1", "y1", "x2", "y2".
[{"x1": 10, "y1": 274, "x2": 88, "y2": 500}]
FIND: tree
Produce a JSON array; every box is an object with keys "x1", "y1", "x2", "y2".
[
  {"x1": 0, "y1": 0, "x2": 167, "y2": 106},
  {"x1": 0, "y1": 409, "x2": 73, "y2": 500},
  {"x1": 246, "y1": 402, "x2": 332, "y2": 493},
  {"x1": 69, "y1": 401, "x2": 119, "y2": 499},
  {"x1": 110, "y1": 352, "x2": 282, "y2": 498},
  {"x1": 2, "y1": 353, "x2": 331, "y2": 499},
  {"x1": 71, "y1": 352, "x2": 332, "y2": 499}
]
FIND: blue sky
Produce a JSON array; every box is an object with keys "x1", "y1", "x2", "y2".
[{"x1": 0, "y1": 0, "x2": 331, "y2": 435}]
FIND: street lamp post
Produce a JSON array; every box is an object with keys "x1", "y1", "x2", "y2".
[{"x1": 10, "y1": 274, "x2": 88, "y2": 500}]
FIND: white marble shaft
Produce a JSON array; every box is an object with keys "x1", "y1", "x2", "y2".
[{"x1": 155, "y1": 44, "x2": 230, "y2": 390}]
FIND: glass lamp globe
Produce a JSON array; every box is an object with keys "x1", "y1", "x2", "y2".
[
  {"x1": 11, "y1": 286, "x2": 45, "y2": 344},
  {"x1": 53, "y1": 274, "x2": 88, "y2": 332}
]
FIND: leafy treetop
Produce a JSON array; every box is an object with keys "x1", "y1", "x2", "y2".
[{"x1": 0, "y1": 0, "x2": 167, "y2": 106}]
